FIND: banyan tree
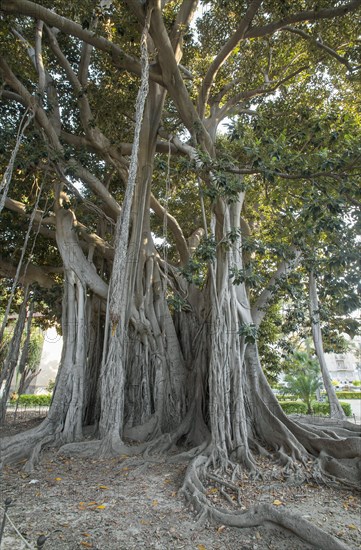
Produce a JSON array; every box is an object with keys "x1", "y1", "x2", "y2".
[{"x1": 1, "y1": 1, "x2": 360, "y2": 548}]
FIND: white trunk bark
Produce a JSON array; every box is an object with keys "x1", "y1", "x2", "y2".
[{"x1": 309, "y1": 270, "x2": 345, "y2": 420}]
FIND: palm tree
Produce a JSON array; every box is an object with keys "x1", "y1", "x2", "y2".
[{"x1": 283, "y1": 352, "x2": 322, "y2": 414}]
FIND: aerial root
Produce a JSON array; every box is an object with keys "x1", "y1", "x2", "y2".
[{"x1": 180, "y1": 455, "x2": 351, "y2": 550}]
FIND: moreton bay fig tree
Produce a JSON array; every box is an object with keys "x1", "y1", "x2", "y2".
[{"x1": 1, "y1": 1, "x2": 360, "y2": 547}]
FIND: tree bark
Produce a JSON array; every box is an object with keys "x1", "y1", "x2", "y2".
[
  {"x1": 0, "y1": 285, "x2": 30, "y2": 424},
  {"x1": 309, "y1": 270, "x2": 346, "y2": 420}
]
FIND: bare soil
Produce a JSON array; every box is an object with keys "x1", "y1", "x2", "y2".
[{"x1": 0, "y1": 415, "x2": 360, "y2": 550}]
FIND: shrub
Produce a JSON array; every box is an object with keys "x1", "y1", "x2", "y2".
[
  {"x1": 335, "y1": 391, "x2": 361, "y2": 399},
  {"x1": 279, "y1": 401, "x2": 308, "y2": 414},
  {"x1": 276, "y1": 394, "x2": 296, "y2": 401},
  {"x1": 312, "y1": 401, "x2": 352, "y2": 417},
  {"x1": 352, "y1": 380, "x2": 361, "y2": 387},
  {"x1": 10, "y1": 394, "x2": 51, "y2": 406},
  {"x1": 279, "y1": 400, "x2": 352, "y2": 417}
]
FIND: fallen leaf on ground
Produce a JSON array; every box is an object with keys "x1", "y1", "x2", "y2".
[
  {"x1": 80, "y1": 542, "x2": 93, "y2": 548},
  {"x1": 273, "y1": 499, "x2": 283, "y2": 506},
  {"x1": 152, "y1": 499, "x2": 159, "y2": 507},
  {"x1": 347, "y1": 524, "x2": 357, "y2": 530},
  {"x1": 98, "y1": 485, "x2": 109, "y2": 490}
]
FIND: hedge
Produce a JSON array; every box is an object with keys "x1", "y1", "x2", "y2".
[
  {"x1": 312, "y1": 401, "x2": 352, "y2": 417},
  {"x1": 279, "y1": 400, "x2": 352, "y2": 417},
  {"x1": 280, "y1": 392, "x2": 361, "y2": 401},
  {"x1": 10, "y1": 394, "x2": 52, "y2": 406},
  {"x1": 279, "y1": 401, "x2": 308, "y2": 414},
  {"x1": 335, "y1": 391, "x2": 361, "y2": 400}
]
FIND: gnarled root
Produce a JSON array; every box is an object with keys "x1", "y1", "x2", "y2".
[
  {"x1": 181, "y1": 455, "x2": 351, "y2": 550},
  {"x1": 0, "y1": 419, "x2": 56, "y2": 471}
]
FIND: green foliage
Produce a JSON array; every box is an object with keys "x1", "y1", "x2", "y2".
[
  {"x1": 229, "y1": 266, "x2": 265, "y2": 288},
  {"x1": 26, "y1": 331, "x2": 44, "y2": 373},
  {"x1": 279, "y1": 401, "x2": 307, "y2": 415},
  {"x1": 46, "y1": 379, "x2": 56, "y2": 393},
  {"x1": 0, "y1": 327, "x2": 12, "y2": 373},
  {"x1": 352, "y1": 380, "x2": 361, "y2": 387},
  {"x1": 282, "y1": 352, "x2": 322, "y2": 413},
  {"x1": 1, "y1": 0, "x2": 360, "y2": 418},
  {"x1": 196, "y1": 235, "x2": 217, "y2": 263},
  {"x1": 257, "y1": 303, "x2": 284, "y2": 382},
  {"x1": 238, "y1": 323, "x2": 257, "y2": 344},
  {"x1": 312, "y1": 401, "x2": 352, "y2": 417},
  {"x1": 179, "y1": 235, "x2": 216, "y2": 287},
  {"x1": 10, "y1": 394, "x2": 51, "y2": 406},
  {"x1": 167, "y1": 293, "x2": 191, "y2": 313},
  {"x1": 279, "y1": 400, "x2": 352, "y2": 416},
  {"x1": 335, "y1": 391, "x2": 361, "y2": 400},
  {"x1": 179, "y1": 257, "x2": 204, "y2": 287}
]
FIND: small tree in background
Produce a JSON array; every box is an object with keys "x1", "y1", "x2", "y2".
[{"x1": 283, "y1": 352, "x2": 322, "y2": 414}]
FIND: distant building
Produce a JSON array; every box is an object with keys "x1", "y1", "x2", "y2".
[
  {"x1": 30, "y1": 327, "x2": 62, "y2": 393},
  {"x1": 325, "y1": 352, "x2": 361, "y2": 384}
]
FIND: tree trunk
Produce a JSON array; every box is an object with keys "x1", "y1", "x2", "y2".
[
  {"x1": 16, "y1": 301, "x2": 34, "y2": 393},
  {"x1": 309, "y1": 270, "x2": 346, "y2": 420},
  {"x1": 0, "y1": 285, "x2": 30, "y2": 424}
]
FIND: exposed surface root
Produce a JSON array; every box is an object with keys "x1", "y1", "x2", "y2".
[
  {"x1": 58, "y1": 437, "x2": 146, "y2": 459},
  {"x1": 291, "y1": 414, "x2": 361, "y2": 435},
  {"x1": 0, "y1": 419, "x2": 56, "y2": 470},
  {"x1": 181, "y1": 455, "x2": 353, "y2": 550}
]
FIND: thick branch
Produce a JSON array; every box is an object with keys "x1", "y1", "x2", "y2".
[
  {"x1": 4, "y1": 196, "x2": 114, "y2": 261},
  {"x1": 216, "y1": 65, "x2": 308, "y2": 122},
  {"x1": 169, "y1": 0, "x2": 198, "y2": 61},
  {"x1": 55, "y1": 208, "x2": 108, "y2": 299},
  {"x1": 197, "y1": 0, "x2": 263, "y2": 118},
  {"x1": 60, "y1": 130, "x2": 179, "y2": 158},
  {"x1": 245, "y1": 1, "x2": 361, "y2": 39},
  {"x1": 34, "y1": 19, "x2": 46, "y2": 93},
  {"x1": 44, "y1": 25, "x2": 111, "y2": 149},
  {"x1": 281, "y1": 26, "x2": 359, "y2": 72},
  {"x1": 252, "y1": 249, "x2": 302, "y2": 327},
  {"x1": 0, "y1": 255, "x2": 58, "y2": 288},
  {"x1": 1, "y1": 0, "x2": 163, "y2": 84},
  {"x1": 0, "y1": 56, "x2": 63, "y2": 153},
  {"x1": 65, "y1": 161, "x2": 121, "y2": 218},
  {"x1": 11, "y1": 24, "x2": 61, "y2": 132},
  {"x1": 148, "y1": 0, "x2": 214, "y2": 152}
]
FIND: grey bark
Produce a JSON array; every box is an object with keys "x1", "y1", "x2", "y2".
[
  {"x1": 309, "y1": 270, "x2": 346, "y2": 420},
  {"x1": 0, "y1": 286, "x2": 30, "y2": 424}
]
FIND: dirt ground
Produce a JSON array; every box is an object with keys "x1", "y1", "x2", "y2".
[{"x1": 0, "y1": 414, "x2": 360, "y2": 550}]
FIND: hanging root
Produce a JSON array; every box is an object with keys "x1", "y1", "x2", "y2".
[{"x1": 180, "y1": 455, "x2": 352, "y2": 550}]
